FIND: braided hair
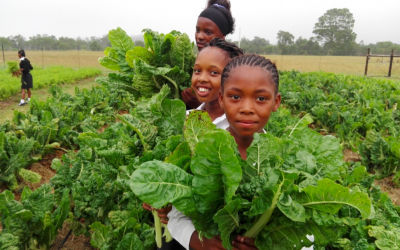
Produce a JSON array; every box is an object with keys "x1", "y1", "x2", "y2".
[
  {"x1": 206, "y1": 0, "x2": 235, "y2": 35},
  {"x1": 221, "y1": 54, "x2": 279, "y2": 93},
  {"x1": 204, "y1": 38, "x2": 243, "y2": 59}
]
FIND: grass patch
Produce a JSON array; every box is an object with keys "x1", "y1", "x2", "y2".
[{"x1": 0, "y1": 66, "x2": 102, "y2": 100}]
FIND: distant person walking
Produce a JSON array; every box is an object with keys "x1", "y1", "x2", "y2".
[{"x1": 18, "y1": 49, "x2": 33, "y2": 106}]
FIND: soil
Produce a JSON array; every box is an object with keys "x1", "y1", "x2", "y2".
[
  {"x1": 375, "y1": 176, "x2": 400, "y2": 206},
  {"x1": 343, "y1": 149, "x2": 361, "y2": 162},
  {"x1": 50, "y1": 222, "x2": 94, "y2": 250}
]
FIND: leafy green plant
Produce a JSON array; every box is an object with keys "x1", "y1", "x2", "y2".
[
  {"x1": 0, "y1": 185, "x2": 70, "y2": 250},
  {"x1": 0, "y1": 131, "x2": 40, "y2": 190},
  {"x1": 99, "y1": 27, "x2": 196, "y2": 99}
]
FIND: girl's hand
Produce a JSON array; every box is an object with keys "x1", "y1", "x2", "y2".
[
  {"x1": 142, "y1": 202, "x2": 153, "y2": 211},
  {"x1": 155, "y1": 206, "x2": 172, "y2": 224},
  {"x1": 190, "y1": 232, "x2": 238, "y2": 250},
  {"x1": 232, "y1": 236, "x2": 258, "y2": 250},
  {"x1": 181, "y1": 88, "x2": 202, "y2": 108}
]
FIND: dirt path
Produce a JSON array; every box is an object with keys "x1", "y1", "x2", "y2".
[{"x1": 0, "y1": 77, "x2": 99, "y2": 124}]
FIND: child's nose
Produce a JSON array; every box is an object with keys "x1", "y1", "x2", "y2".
[{"x1": 240, "y1": 98, "x2": 255, "y2": 114}]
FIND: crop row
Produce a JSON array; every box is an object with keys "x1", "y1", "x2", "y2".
[
  {"x1": 278, "y1": 71, "x2": 400, "y2": 178},
  {"x1": 0, "y1": 66, "x2": 102, "y2": 100}
]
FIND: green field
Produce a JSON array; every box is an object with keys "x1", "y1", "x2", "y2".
[
  {"x1": 0, "y1": 66, "x2": 102, "y2": 100},
  {"x1": 1, "y1": 51, "x2": 399, "y2": 79}
]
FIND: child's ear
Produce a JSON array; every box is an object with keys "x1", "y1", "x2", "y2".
[
  {"x1": 273, "y1": 93, "x2": 281, "y2": 112},
  {"x1": 218, "y1": 91, "x2": 224, "y2": 108}
]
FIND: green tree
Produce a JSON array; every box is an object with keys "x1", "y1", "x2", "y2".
[
  {"x1": 313, "y1": 8, "x2": 357, "y2": 55},
  {"x1": 89, "y1": 40, "x2": 101, "y2": 51},
  {"x1": 277, "y1": 31, "x2": 295, "y2": 55}
]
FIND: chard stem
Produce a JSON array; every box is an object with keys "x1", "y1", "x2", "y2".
[
  {"x1": 161, "y1": 75, "x2": 180, "y2": 99},
  {"x1": 152, "y1": 210, "x2": 163, "y2": 248},
  {"x1": 162, "y1": 223, "x2": 173, "y2": 243},
  {"x1": 244, "y1": 173, "x2": 285, "y2": 239},
  {"x1": 243, "y1": 201, "x2": 276, "y2": 238}
]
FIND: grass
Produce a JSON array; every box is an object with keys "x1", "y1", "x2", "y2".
[
  {"x1": 1, "y1": 50, "x2": 105, "y2": 70},
  {"x1": 0, "y1": 66, "x2": 102, "y2": 100},
  {"x1": 1, "y1": 51, "x2": 399, "y2": 80},
  {"x1": 0, "y1": 78, "x2": 99, "y2": 124},
  {"x1": 262, "y1": 55, "x2": 400, "y2": 80}
]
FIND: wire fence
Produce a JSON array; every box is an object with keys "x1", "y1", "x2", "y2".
[
  {"x1": 0, "y1": 49, "x2": 104, "y2": 70},
  {"x1": 1, "y1": 49, "x2": 399, "y2": 79}
]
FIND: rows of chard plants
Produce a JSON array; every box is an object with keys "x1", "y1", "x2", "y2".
[
  {"x1": 279, "y1": 71, "x2": 400, "y2": 179},
  {"x1": 0, "y1": 27, "x2": 400, "y2": 250},
  {"x1": 0, "y1": 66, "x2": 102, "y2": 100}
]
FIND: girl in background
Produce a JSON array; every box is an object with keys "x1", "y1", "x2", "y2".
[{"x1": 18, "y1": 49, "x2": 33, "y2": 106}]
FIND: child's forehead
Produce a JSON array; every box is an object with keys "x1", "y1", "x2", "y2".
[{"x1": 226, "y1": 66, "x2": 274, "y2": 87}]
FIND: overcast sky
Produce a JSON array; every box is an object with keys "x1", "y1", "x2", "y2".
[{"x1": 1, "y1": 0, "x2": 399, "y2": 44}]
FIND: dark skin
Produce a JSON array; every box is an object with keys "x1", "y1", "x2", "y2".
[
  {"x1": 218, "y1": 66, "x2": 281, "y2": 249},
  {"x1": 181, "y1": 17, "x2": 226, "y2": 109},
  {"x1": 219, "y1": 66, "x2": 281, "y2": 160},
  {"x1": 191, "y1": 46, "x2": 229, "y2": 121}
]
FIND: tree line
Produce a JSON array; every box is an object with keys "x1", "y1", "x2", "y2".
[
  {"x1": 0, "y1": 34, "x2": 144, "y2": 52},
  {"x1": 1, "y1": 8, "x2": 399, "y2": 56},
  {"x1": 229, "y1": 8, "x2": 400, "y2": 56}
]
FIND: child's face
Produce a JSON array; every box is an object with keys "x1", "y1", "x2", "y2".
[
  {"x1": 191, "y1": 47, "x2": 230, "y2": 104},
  {"x1": 219, "y1": 66, "x2": 281, "y2": 138},
  {"x1": 195, "y1": 17, "x2": 225, "y2": 51}
]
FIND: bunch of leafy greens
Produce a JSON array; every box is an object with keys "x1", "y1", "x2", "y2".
[
  {"x1": 129, "y1": 112, "x2": 381, "y2": 249},
  {"x1": 6, "y1": 61, "x2": 19, "y2": 75},
  {"x1": 98, "y1": 27, "x2": 196, "y2": 99}
]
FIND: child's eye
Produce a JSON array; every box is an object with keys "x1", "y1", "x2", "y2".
[
  {"x1": 194, "y1": 69, "x2": 201, "y2": 73},
  {"x1": 210, "y1": 71, "x2": 219, "y2": 75},
  {"x1": 230, "y1": 95, "x2": 240, "y2": 100},
  {"x1": 257, "y1": 97, "x2": 268, "y2": 101},
  {"x1": 206, "y1": 31, "x2": 213, "y2": 35}
]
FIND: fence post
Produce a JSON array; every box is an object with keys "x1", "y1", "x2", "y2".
[
  {"x1": 77, "y1": 48, "x2": 80, "y2": 69},
  {"x1": 364, "y1": 48, "x2": 370, "y2": 76},
  {"x1": 2, "y1": 44, "x2": 5, "y2": 68},
  {"x1": 388, "y1": 49, "x2": 394, "y2": 77},
  {"x1": 41, "y1": 47, "x2": 44, "y2": 68}
]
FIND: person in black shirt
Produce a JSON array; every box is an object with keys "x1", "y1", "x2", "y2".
[{"x1": 18, "y1": 49, "x2": 33, "y2": 106}]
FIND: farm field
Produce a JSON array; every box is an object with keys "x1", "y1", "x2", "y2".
[
  {"x1": 0, "y1": 67, "x2": 102, "y2": 100},
  {"x1": 1, "y1": 28, "x2": 400, "y2": 250},
  {"x1": 2, "y1": 50, "x2": 104, "y2": 69},
  {"x1": 0, "y1": 78, "x2": 99, "y2": 124},
  {"x1": 2, "y1": 51, "x2": 400, "y2": 79}
]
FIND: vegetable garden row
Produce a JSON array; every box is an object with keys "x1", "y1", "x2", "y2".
[
  {"x1": 1, "y1": 27, "x2": 400, "y2": 250},
  {"x1": 0, "y1": 66, "x2": 102, "y2": 100}
]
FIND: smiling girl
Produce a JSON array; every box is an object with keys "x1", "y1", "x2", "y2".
[
  {"x1": 182, "y1": 0, "x2": 235, "y2": 109},
  {"x1": 166, "y1": 38, "x2": 243, "y2": 250}
]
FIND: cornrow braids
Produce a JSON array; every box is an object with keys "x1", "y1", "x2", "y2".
[
  {"x1": 206, "y1": 0, "x2": 235, "y2": 35},
  {"x1": 204, "y1": 38, "x2": 244, "y2": 59},
  {"x1": 221, "y1": 54, "x2": 279, "y2": 93}
]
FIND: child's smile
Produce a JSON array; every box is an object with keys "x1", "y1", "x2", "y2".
[{"x1": 191, "y1": 47, "x2": 230, "y2": 103}]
